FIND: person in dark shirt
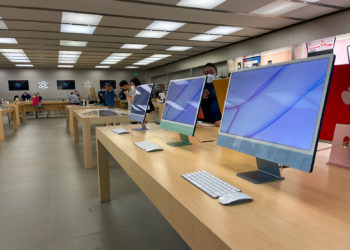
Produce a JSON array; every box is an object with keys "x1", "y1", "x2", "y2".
[
  {"x1": 119, "y1": 90, "x2": 126, "y2": 100},
  {"x1": 104, "y1": 83, "x2": 116, "y2": 107},
  {"x1": 37, "y1": 92, "x2": 43, "y2": 102},
  {"x1": 200, "y1": 63, "x2": 221, "y2": 127},
  {"x1": 21, "y1": 92, "x2": 31, "y2": 101},
  {"x1": 98, "y1": 86, "x2": 106, "y2": 105}
]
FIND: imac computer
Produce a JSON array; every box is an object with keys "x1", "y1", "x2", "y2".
[
  {"x1": 160, "y1": 76, "x2": 206, "y2": 147},
  {"x1": 128, "y1": 83, "x2": 154, "y2": 131},
  {"x1": 217, "y1": 54, "x2": 335, "y2": 184}
]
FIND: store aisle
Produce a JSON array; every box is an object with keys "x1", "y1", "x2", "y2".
[{"x1": 0, "y1": 118, "x2": 189, "y2": 250}]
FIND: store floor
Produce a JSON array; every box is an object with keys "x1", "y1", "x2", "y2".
[{"x1": 0, "y1": 117, "x2": 189, "y2": 250}]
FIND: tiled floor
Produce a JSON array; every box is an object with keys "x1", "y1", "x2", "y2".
[{"x1": 0, "y1": 117, "x2": 189, "y2": 250}]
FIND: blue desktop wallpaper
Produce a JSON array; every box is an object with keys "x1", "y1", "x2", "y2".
[
  {"x1": 131, "y1": 84, "x2": 153, "y2": 116},
  {"x1": 162, "y1": 77, "x2": 206, "y2": 125},
  {"x1": 220, "y1": 58, "x2": 330, "y2": 151}
]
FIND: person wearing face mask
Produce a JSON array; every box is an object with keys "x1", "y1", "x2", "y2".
[
  {"x1": 200, "y1": 63, "x2": 222, "y2": 127},
  {"x1": 119, "y1": 79, "x2": 136, "y2": 110}
]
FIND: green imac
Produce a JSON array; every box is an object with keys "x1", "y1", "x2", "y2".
[{"x1": 160, "y1": 76, "x2": 206, "y2": 147}]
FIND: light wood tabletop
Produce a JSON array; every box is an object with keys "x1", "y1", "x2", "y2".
[
  {"x1": 18, "y1": 100, "x2": 70, "y2": 120},
  {"x1": 96, "y1": 124, "x2": 350, "y2": 250},
  {"x1": 0, "y1": 107, "x2": 18, "y2": 141},
  {"x1": 3, "y1": 103, "x2": 21, "y2": 127},
  {"x1": 65, "y1": 105, "x2": 105, "y2": 136},
  {"x1": 73, "y1": 108, "x2": 131, "y2": 169}
]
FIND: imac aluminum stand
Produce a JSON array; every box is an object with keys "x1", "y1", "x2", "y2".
[
  {"x1": 237, "y1": 158, "x2": 284, "y2": 184},
  {"x1": 167, "y1": 133, "x2": 192, "y2": 147},
  {"x1": 132, "y1": 123, "x2": 148, "y2": 131}
]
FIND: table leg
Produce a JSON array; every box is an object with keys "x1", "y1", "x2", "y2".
[
  {"x1": 65, "y1": 109, "x2": 69, "y2": 127},
  {"x1": 73, "y1": 115, "x2": 79, "y2": 143},
  {"x1": 0, "y1": 117, "x2": 4, "y2": 141},
  {"x1": 70, "y1": 110, "x2": 75, "y2": 136},
  {"x1": 14, "y1": 106, "x2": 20, "y2": 127},
  {"x1": 82, "y1": 121, "x2": 93, "y2": 169},
  {"x1": 12, "y1": 112, "x2": 18, "y2": 131},
  {"x1": 97, "y1": 139, "x2": 110, "y2": 202},
  {"x1": 21, "y1": 109, "x2": 26, "y2": 123}
]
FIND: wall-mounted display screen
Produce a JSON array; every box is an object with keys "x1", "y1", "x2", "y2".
[
  {"x1": 8, "y1": 80, "x2": 29, "y2": 91},
  {"x1": 57, "y1": 80, "x2": 75, "y2": 90},
  {"x1": 307, "y1": 37, "x2": 336, "y2": 57},
  {"x1": 243, "y1": 56, "x2": 261, "y2": 68},
  {"x1": 100, "y1": 80, "x2": 116, "y2": 89}
]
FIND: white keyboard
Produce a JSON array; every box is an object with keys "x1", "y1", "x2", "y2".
[
  {"x1": 112, "y1": 128, "x2": 129, "y2": 134},
  {"x1": 182, "y1": 171, "x2": 241, "y2": 198},
  {"x1": 134, "y1": 141, "x2": 163, "y2": 152}
]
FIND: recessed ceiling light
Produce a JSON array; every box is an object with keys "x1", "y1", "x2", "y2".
[
  {"x1": 133, "y1": 54, "x2": 171, "y2": 66},
  {"x1": 100, "y1": 53, "x2": 132, "y2": 65},
  {"x1": 0, "y1": 49, "x2": 23, "y2": 53},
  {"x1": 0, "y1": 38, "x2": 18, "y2": 44},
  {"x1": 58, "y1": 51, "x2": 81, "y2": 64},
  {"x1": 0, "y1": 16, "x2": 8, "y2": 29},
  {"x1": 61, "y1": 24, "x2": 96, "y2": 34},
  {"x1": 189, "y1": 34, "x2": 222, "y2": 41},
  {"x1": 0, "y1": 49, "x2": 31, "y2": 63},
  {"x1": 207, "y1": 26, "x2": 242, "y2": 35},
  {"x1": 135, "y1": 30, "x2": 169, "y2": 39},
  {"x1": 111, "y1": 53, "x2": 132, "y2": 57},
  {"x1": 95, "y1": 65, "x2": 110, "y2": 69},
  {"x1": 121, "y1": 44, "x2": 148, "y2": 49},
  {"x1": 58, "y1": 59, "x2": 78, "y2": 64},
  {"x1": 16, "y1": 64, "x2": 33, "y2": 67},
  {"x1": 60, "y1": 40, "x2": 87, "y2": 47},
  {"x1": 133, "y1": 62, "x2": 150, "y2": 65},
  {"x1": 251, "y1": 1, "x2": 306, "y2": 16},
  {"x1": 61, "y1": 12, "x2": 103, "y2": 26},
  {"x1": 146, "y1": 21, "x2": 185, "y2": 32},
  {"x1": 150, "y1": 54, "x2": 171, "y2": 58},
  {"x1": 166, "y1": 46, "x2": 192, "y2": 51},
  {"x1": 177, "y1": 0, "x2": 226, "y2": 9},
  {"x1": 58, "y1": 65, "x2": 74, "y2": 68},
  {"x1": 125, "y1": 66, "x2": 139, "y2": 69}
]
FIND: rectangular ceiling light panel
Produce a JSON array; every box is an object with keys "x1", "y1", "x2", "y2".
[
  {"x1": 177, "y1": 0, "x2": 226, "y2": 9},
  {"x1": 146, "y1": 21, "x2": 185, "y2": 31},
  {"x1": 251, "y1": 1, "x2": 306, "y2": 16},
  {"x1": 60, "y1": 40, "x2": 87, "y2": 47}
]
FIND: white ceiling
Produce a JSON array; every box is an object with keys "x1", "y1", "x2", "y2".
[{"x1": 0, "y1": 0, "x2": 347, "y2": 69}]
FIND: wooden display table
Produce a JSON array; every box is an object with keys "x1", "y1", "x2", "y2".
[
  {"x1": 65, "y1": 105, "x2": 105, "y2": 136},
  {"x1": 73, "y1": 109, "x2": 131, "y2": 169},
  {"x1": 3, "y1": 103, "x2": 22, "y2": 127},
  {"x1": 17, "y1": 100, "x2": 70, "y2": 119},
  {"x1": 0, "y1": 107, "x2": 18, "y2": 141},
  {"x1": 96, "y1": 124, "x2": 350, "y2": 250}
]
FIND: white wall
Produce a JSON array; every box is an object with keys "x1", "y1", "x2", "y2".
[
  {"x1": 0, "y1": 69, "x2": 149, "y2": 101},
  {"x1": 149, "y1": 9, "x2": 350, "y2": 78}
]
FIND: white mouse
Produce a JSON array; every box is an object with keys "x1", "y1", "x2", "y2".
[{"x1": 218, "y1": 192, "x2": 253, "y2": 205}]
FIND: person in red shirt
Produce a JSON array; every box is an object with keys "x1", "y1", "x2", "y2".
[{"x1": 32, "y1": 93, "x2": 41, "y2": 107}]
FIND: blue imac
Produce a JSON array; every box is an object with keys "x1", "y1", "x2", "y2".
[
  {"x1": 160, "y1": 76, "x2": 206, "y2": 147},
  {"x1": 217, "y1": 54, "x2": 335, "y2": 184},
  {"x1": 129, "y1": 83, "x2": 154, "y2": 131}
]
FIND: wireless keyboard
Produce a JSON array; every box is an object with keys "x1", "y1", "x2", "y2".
[
  {"x1": 182, "y1": 170, "x2": 241, "y2": 198},
  {"x1": 134, "y1": 141, "x2": 163, "y2": 152},
  {"x1": 112, "y1": 128, "x2": 129, "y2": 134}
]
